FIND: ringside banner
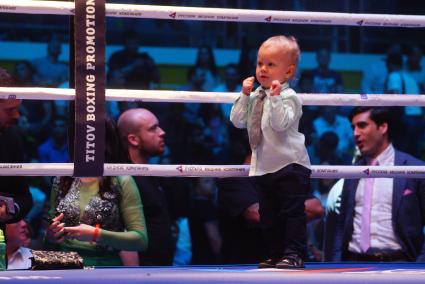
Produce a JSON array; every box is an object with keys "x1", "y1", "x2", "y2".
[{"x1": 74, "y1": 0, "x2": 106, "y2": 177}]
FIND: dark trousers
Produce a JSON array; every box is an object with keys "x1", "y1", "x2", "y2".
[{"x1": 255, "y1": 163, "x2": 310, "y2": 260}]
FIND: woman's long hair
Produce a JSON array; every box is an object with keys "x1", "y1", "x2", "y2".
[{"x1": 59, "y1": 116, "x2": 127, "y2": 199}]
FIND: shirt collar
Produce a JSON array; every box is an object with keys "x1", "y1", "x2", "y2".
[
  {"x1": 8, "y1": 247, "x2": 32, "y2": 270},
  {"x1": 370, "y1": 143, "x2": 394, "y2": 165},
  {"x1": 10, "y1": 247, "x2": 32, "y2": 260}
]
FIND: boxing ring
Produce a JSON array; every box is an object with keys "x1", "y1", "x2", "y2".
[{"x1": 1, "y1": 1, "x2": 425, "y2": 283}]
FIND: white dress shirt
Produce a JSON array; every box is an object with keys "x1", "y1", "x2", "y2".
[
  {"x1": 230, "y1": 83, "x2": 310, "y2": 176},
  {"x1": 7, "y1": 247, "x2": 32, "y2": 270},
  {"x1": 349, "y1": 144, "x2": 402, "y2": 253}
]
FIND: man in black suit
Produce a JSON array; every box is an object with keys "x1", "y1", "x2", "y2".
[
  {"x1": 118, "y1": 108, "x2": 174, "y2": 266},
  {"x1": 332, "y1": 107, "x2": 425, "y2": 262},
  {"x1": 0, "y1": 68, "x2": 32, "y2": 229}
]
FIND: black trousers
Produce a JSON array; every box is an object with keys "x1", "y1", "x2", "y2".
[{"x1": 254, "y1": 164, "x2": 310, "y2": 260}]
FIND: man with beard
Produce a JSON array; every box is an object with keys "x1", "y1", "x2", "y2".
[
  {"x1": 332, "y1": 107, "x2": 425, "y2": 262},
  {"x1": 118, "y1": 108, "x2": 174, "y2": 266}
]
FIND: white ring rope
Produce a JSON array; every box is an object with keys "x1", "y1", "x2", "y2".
[
  {"x1": 1, "y1": 87, "x2": 425, "y2": 106},
  {"x1": 1, "y1": 163, "x2": 425, "y2": 179},
  {"x1": 0, "y1": 0, "x2": 424, "y2": 28}
]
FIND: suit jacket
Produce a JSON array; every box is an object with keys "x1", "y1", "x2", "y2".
[{"x1": 332, "y1": 150, "x2": 425, "y2": 261}]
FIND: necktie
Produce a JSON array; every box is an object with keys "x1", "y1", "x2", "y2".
[
  {"x1": 359, "y1": 159, "x2": 379, "y2": 253},
  {"x1": 249, "y1": 89, "x2": 267, "y2": 149}
]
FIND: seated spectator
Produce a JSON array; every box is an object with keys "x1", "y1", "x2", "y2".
[
  {"x1": 193, "y1": 45, "x2": 221, "y2": 91},
  {"x1": 311, "y1": 49, "x2": 349, "y2": 116},
  {"x1": 117, "y1": 108, "x2": 175, "y2": 266},
  {"x1": 311, "y1": 48, "x2": 344, "y2": 94},
  {"x1": 37, "y1": 116, "x2": 69, "y2": 163},
  {"x1": 331, "y1": 107, "x2": 425, "y2": 262},
  {"x1": 386, "y1": 52, "x2": 420, "y2": 95},
  {"x1": 308, "y1": 131, "x2": 351, "y2": 166},
  {"x1": 405, "y1": 46, "x2": 425, "y2": 93},
  {"x1": 31, "y1": 34, "x2": 68, "y2": 87},
  {"x1": 13, "y1": 61, "x2": 35, "y2": 87},
  {"x1": 361, "y1": 44, "x2": 401, "y2": 94},
  {"x1": 6, "y1": 220, "x2": 32, "y2": 270},
  {"x1": 312, "y1": 107, "x2": 354, "y2": 158},
  {"x1": 108, "y1": 30, "x2": 164, "y2": 120},
  {"x1": 45, "y1": 117, "x2": 148, "y2": 266},
  {"x1": 108, "y1": 30, "x2": 160, "y2": 90}
]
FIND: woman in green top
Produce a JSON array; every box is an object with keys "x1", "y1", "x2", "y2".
[{"x1": 45, "y1": 117, "x2": 148, "y2": 266}]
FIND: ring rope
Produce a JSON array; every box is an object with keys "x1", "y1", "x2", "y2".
[
  {"x1": 1, "y1": 87, "x2": 425, "y2": 106},
  {"x1": 0, "y1": 163, "x2": 425, "y2": 179},
  {"x1": 0, "y1": 0, "x2": 424, "y2": 28}
]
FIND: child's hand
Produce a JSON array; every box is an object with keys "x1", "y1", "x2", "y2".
[
  {"x1": 242, "y1": 76, "x2": 255, "y2": 96},
  {"x1": 270, "y1": 80, "x2": 282, "y2": 96}
]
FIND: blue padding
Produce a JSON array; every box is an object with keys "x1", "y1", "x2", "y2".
[{"x1": 2, "y1": 263, "x2": 425, "y2": 283}]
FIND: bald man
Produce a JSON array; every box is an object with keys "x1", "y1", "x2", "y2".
[
  {"x1": 118, "y1": 108, "x2": 166, "y2": 163},
  {"x1": 117, "y1": 108, "x2": 174, "y2": 266},
  {"x1": 0, "y1": 68, "x2": 32, "y2": 231}
]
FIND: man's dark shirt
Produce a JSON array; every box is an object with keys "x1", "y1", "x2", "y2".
[{"x1": 133, "y1": 176, "x2": 174, "y2": 265}]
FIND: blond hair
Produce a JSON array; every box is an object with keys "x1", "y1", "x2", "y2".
[{"x1": 261, "y1": 35, "x2": 300, "y2": 66}]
